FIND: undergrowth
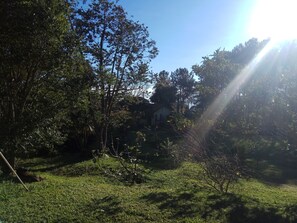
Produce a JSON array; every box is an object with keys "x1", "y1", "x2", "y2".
[{"x1": 0, "y1": 156, "x2": 297, "y2": 223}]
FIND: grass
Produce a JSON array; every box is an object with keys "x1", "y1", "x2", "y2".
[{"x1": 1, "y1": 155, "x2": 297, "y2": 223}]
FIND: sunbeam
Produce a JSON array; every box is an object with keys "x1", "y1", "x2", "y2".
[{"x1": 187, "y1": 39, "x2": 277, "y2": 144}]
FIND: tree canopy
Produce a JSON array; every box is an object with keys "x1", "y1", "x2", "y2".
[
  {"x1": 74, "y1": 0, "x2": 158, "y2": 151},
  {"x1": 0, "y1": 0, "x2": 88, "y2": 170}
]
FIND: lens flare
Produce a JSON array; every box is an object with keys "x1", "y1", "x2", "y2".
[
  {"x1": 248, "y1": 0, "x2": 297, "y2": 41},
  {"x1": 187, "y1": 40, "x2": 276, "y2": 145}
]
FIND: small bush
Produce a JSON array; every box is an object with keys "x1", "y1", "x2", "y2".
[
  {"x1": 200, "y1": 153, "x2": 249, "y2": 193},
  {"x1": 158, "y1": 138, "x2": 181, "y2": 165},
  {"x1": 93, "y1": 131, "x2": 148, "y2": 184}
]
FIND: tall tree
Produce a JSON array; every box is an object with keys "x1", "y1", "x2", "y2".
[
  {"x1": 192, "y1": 50, "x2": 240, "y2": 110},
  {"x1": 190, "y1": 39, "x2": 297, "y2": 168},
  {"x1": 74, "y1": 0, "x2": 158, "y2": 151},
  {"x1": 171, "y1": 68, "x2": 196, "y2": 114},
  {"x1": 150, "y1": 70, "x2": 176, "y2": 108},
  {"x1": 0, "y1": 0, "x2": 84, "y2": 172}
]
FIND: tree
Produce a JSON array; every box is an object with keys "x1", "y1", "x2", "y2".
[
  {"x1": 152, "y1": 70, "x2": 172, "y2": 86},
  {"x1": 0, "y1": 0, "x2": 85, "y2": 172},
  {"x1": 74, "y1": 0, "x2": 158, "y2": 151},
  {"x1": 192, "y1": 50, "x2": 240, "y2": 111},
  {"x1": 150, "y1": 70, "x2": 177, "y2": 108},
  {"x1": 230, "y1": 38, "x2": 269, "y2": 65},
  {"x1": 238, "y1": 40, "x2": 297, "y2": 165},
  {"x1": 188, "y1": 39, "x2": 297, "y2": 186},
  {"x1": 171, "y1": 68, "x2": 196, "y2": 114}
]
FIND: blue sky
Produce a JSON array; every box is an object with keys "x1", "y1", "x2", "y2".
[{"x1": 118, "y1": 0, "x2": 260, "y2": 73}]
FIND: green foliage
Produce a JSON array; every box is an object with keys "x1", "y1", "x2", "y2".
[
  {"x1": 192, "y1": 49, "x2": 241, "y2": 109},
  {"x1": 1, "y1": 158, "x2": 297, "y2": 222},
  {"x1": 171, "y1": 68, "x2": 197, "y2": 114},
  {"x1": 91, "y1": 131, "x2": 148, "y2": 184},
  {"x1": 74, "y1": 0, "x2": 158, "y2": 150},
  {"x1": 168, "y1": 113, "x2": 193, "y2": 133},
  {"x1": 199, "y1": 154, "x2": 248, "y2": 193},
  {"x1": 0, "y1": 0, "x2": 88, "y2": 166},
  {"x1": 3, "y1": 2, "x2": 297, "y2": 220},
  {"x1": 150, "y1": 70, "x2": 177, "y2": 108},
  {"x1": 158, "y1": 138, "x2": 181, "y2": 166},
  {"x1": 114, "y1": 131, "x2": 148, "y2": 184},
  {"x1": 188, "y1": 39, "x2": 297, "y2": 184},
  {"x1": 150, "y1": 85, "x2": 177, "y2": 108}
]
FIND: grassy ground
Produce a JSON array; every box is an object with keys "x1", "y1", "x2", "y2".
[{"x1": 1, "y1": 155, "x2": 297, "y2": 223}]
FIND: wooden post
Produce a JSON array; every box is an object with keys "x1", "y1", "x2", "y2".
[{"x1": 0, "y1": 152, "x2": 29, "y2": 191}]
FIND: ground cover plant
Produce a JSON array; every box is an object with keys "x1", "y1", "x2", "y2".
[{"x1": 1, "y1": 155, "x2": 297, "y2": 223}]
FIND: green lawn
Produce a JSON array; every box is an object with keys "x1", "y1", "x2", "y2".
[{"x1": 1, "y1": 156, "x2": 297, "y2": 223}]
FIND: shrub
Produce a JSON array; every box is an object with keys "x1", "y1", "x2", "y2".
[
  {"x1": 93, "y1": 131, "x2": 148, "y2": 184},
  {"x1": 200, "y1": 153, "x2": 246, "y2": 193}
]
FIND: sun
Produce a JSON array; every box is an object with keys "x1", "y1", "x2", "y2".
[{"x1": 248, "y1": 0, "x2": 297, "y2": 41}]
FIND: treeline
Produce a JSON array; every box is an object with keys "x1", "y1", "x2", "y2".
[{"x1": 1, "y1": 0, "x2": 297, "y2": 178}]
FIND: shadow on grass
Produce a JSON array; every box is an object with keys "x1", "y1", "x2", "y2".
[
  {"x1": 82, "y1": 195, "x2": 123, "y2": 221},
  {"x1": 141, "y1": 156, "x2": 181, "y2": 171},
  {"x1": 51, "y1": 196, "x2": 122, "y2": 223},
  {"x1": 142, "y1": 191, "x2": 201, "y2": 219},
  {"x1": 281, "y1": 203, "x2": 297, "y2": 222},
  {"x1": 249, "y1": 160, "x2": 297, "y2": 186},
  {"x1": 0, "y1": 174, "x2": 13, "y2": 182},
  {"x1": 21, "y1": 153, "x2": 89, "y2": 173},
  {"x1": 141, "y1": 190, "x2": 296, "y2": 223}
]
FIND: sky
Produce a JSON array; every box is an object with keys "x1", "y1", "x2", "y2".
[{"x1": 117, "y1": 0, "x2": 265, "y2": 73}]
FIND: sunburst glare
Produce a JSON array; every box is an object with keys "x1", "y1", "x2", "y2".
[
  {"x1": 248, "y1": 0, "x2": 297, "y2": 41},
  {"x1": 187, "y1": 40, "x2": 276, "y2": 142}
]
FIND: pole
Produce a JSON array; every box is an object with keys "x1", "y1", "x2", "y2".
[{"x1": 0, "y1": 152, "x2": 29, "y2": 191}]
